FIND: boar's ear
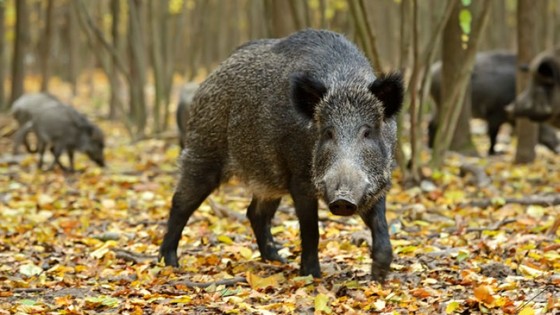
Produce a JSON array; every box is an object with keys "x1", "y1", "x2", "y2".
[
  {"x1": 369, "y1": 72, "x2": 404, "y2": 119},
  {"x1": 290, "y1": 72, "x2": 327, "y2": 119},
  {"x1": 535, "y1": 58, "x2": 560, "y2": 86},
  {"x1": 83, "y1": 124, "x2": 95, "y2": 136}
]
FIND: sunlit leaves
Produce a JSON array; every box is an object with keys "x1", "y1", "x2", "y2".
[{"x1": 1, "y1": 86, "x2": 559, "y2": 313}]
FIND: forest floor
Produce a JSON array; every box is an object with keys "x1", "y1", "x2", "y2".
[{"x1": 0, "y1": 78, "x2": 559, "y2": 314}]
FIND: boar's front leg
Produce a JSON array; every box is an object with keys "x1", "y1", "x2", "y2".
[
  {"x1": 360, "y1": 196, "x2": 393, "y2": 282},
  {"x1": 290, "y1": 184, "x2": 320, "y2": 278}
]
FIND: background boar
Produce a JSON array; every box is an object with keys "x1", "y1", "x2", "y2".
[
  {"x1": 429, "y1": 51, "x2": 560, "y2": 154},
  {"x1": 12, "y1": 93, "x2": 105, "y2": 172}
]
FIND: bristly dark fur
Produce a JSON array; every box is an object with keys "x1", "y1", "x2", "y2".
[{"x1": 160, "y1": 29, "x2": 404, "y2": 282}]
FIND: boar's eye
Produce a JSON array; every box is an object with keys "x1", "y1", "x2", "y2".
[
  {"x1": 360, "y1": 125, "x2": 375, "y2": 140},
  {"x1": 322, "y1": 128, "x2": 334, "y2": 141}
]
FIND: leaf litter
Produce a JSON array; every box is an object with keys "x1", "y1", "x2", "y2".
[{"x1": 0, "y1": 95, "x2": 559, "y2": 314}]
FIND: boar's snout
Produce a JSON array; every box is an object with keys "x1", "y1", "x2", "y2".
[
  {"x1": 328, "y1": 196, "x2": 357, "y2": 216},
  {"x1": 318, "y1": 162, "x2": 372, "y2": 216}
]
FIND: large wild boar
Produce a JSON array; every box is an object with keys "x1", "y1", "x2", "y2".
[{"x1": 159, "y1": 29, "x2": 404, "y2": 281}]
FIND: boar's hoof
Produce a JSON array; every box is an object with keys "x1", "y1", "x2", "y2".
[
  {"x1": 328, "y1": 198, "x2": 357, "y2": 216},
  {"x1": 300, "y1": 264, "x2": 321, "y2": 278},
  {"x1": 160, "y1": 252, "x2": 179, "y2": 267},
  {"x1": 370, "y1": 261, "x2": 390, "y2": 283}
]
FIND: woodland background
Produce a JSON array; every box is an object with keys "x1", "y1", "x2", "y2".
[{"x1": 0, "y1": 0, "x2": 559, "y2": 314}]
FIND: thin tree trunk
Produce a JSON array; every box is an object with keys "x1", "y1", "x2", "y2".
[
  {"x1": 431, "y1": 0, "x2": 491, "y2": 168},
  {"x1": 149, "y1": 0, "x2": 164, "y2": 133},
  {"x1": 514, "y1": 0, "x2": 539, "y2": 164},
  {"x1": 107, "y1": 0, "x2": 121, "y2": 120},
  {"x1": 0, "y1": 1, "x2": 5, "y2": 111},
  {"x1": 40, "y1": 0, "x2": 55, "y2": 92},
  {"x1": 347, "y1": 0, "x2": 383, "y2": 73},
  {"x1": 128, "y1": 0, "x2": 148, "y2": 137},
  {"x1": 408, "y1": 0, "x2": 420, "y2": 183},
  {"x1": 10, "y1": 0, "x2": 28, "y2": 105},
  {"x1": 67, "y1": 1, "x2": 78, "y2": 96},
  {"x1": 395, "y1": 0, "x2": 412, "y2": 177}
]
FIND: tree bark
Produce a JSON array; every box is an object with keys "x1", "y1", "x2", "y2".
[
  {"x1": 0, "y1": 1, "x2": 5, "y2": 111},
  {"x1": 431, "y1": 0, "x2": 491, "y2": 168},
  {"x1": 40, "y1": 0, "x2": 55, "y2": 92},
  {"x1": 128, "y1": 0, "x2": 148, "y2": 137},
  {"x1": 514, "y1": 0, "x2": 539, "y2": 164},
  {"x1": 347, "y1": 0, "x2": 383, "y2": 73},
  {"x1": 108, "y1": 0, "x2": 122, "y2": 120},
  {"x1": 395, "y1": 0, "x2": 412, "y2": 176},
  {"x1": 10, "y1": 0, "x2": 29, "y2": 105}
]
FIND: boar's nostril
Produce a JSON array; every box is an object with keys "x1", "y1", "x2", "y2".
[{"x1": 328, "y1": 198, "x2": 357, "y2": 216}]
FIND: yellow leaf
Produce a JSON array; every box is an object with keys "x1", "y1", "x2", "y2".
[
  {"x1": 271, "y1": 226, "x2": 285, "y2": 235},
  {"x1": 169, "y1": 296, "x2": 192, "y2": 304},
  {"x1": 239, "y1": 247, "x2": 253, "y2": 260},
  {"x1": 246, "y1": 272, "x2": 284, "y2": 290},
  {"x1": 445, "y1": 301, "x2": 461, "y2": 314},
  {"x1": 217, "y1": 235, "x2": 234, "y2": 245},
  {"x1": 518, "y1": 264, "x2": 544, "y2": 278},
  {"x1": 518, "y1": 306, "x2": 535, "y2": 315},
  {"x1": 314, "y1": 293, "x2": 332, "y2": 314}
]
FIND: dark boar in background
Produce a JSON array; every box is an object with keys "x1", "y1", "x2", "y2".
[
  {"x1": 429, "y1": 51, "x2": 560, "y2": 154},
  {"x1": 508, "y1": 47, "x2": 560, "y2": 129},
  {"x1": 159, "y1": 29, "x2": 404, "y2": 281}
]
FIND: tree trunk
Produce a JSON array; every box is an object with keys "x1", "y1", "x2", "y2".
[
  {"x1": 431, "y1": 0, "x2": 491, "y2": 168},
  {"x1": 149, "y1": 0, "x2": 165, "y2": 133},
  {"x1": 0, "y1": 1, "x2": 5, "y2": 111},
  {"x1": 40, "y1": 0, "x2": 55, "y2": 92},
  {"x1": 67, "y1": 0, "x2": 78, "y2": 95},
  {"x1": 514, "y1": 0, "x2": 539, "y2": 164},
  {"x1": 10, "y1": 0, "x2": 29, "y2": 105},
  {"x1": 264, "y1": 0, "x2": 295, "y2": 38},
  {"x1": 107, "y1": 0, "x2": 121, "y2": 120},
  {"x1": 395, "y1": 0, "x2": 412, "y2": 176},
  {"x1": 128, "y1": 0, "x2": 148, "y2": 137}
]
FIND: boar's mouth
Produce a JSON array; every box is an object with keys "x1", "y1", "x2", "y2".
[{"x1": 328, "y1": 193, "x2": 357, "y2": 216}]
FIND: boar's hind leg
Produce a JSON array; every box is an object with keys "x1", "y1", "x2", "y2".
[
  {"x1": 290, "y1": 186, "x2": 320, "y2": 278},
  {"x1": 360, "y1": 196, "x2": 393, "y2": 282},
  {"x1": 537, "y1": 124, "x2": 560, "y2": 153},
  {"x1": 159, "y1": 155, "x2": 223, "y2": 267},
  {"x1": 247, "y1": 197, "x2": 285, "y2": 263}
]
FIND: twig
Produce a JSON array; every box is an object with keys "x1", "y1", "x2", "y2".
[
  {"x1": 173, "y1": 276, "x2": 247, "y2": 289},
  {"x1": 13, "y1": 288, "x2": 45, "y2": 293},
  {"x1": 428, "y1": 218, "x2": 516, "y2": 238},
  {"x1": 462, "y1": 194, "x2": 560, "y2": 208},
  {"x1": 464, "y1": 218, "x2": 517, "y2": 233},
  {"x1": 515, "y1": 286, "x2": 550, "y2": 312},
  {"x1": 112, "y1": 248, "x2": 157, "y2": 264},
  {"x1": 207, "y1": 198, "x2": 245, "y2": 221}
]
